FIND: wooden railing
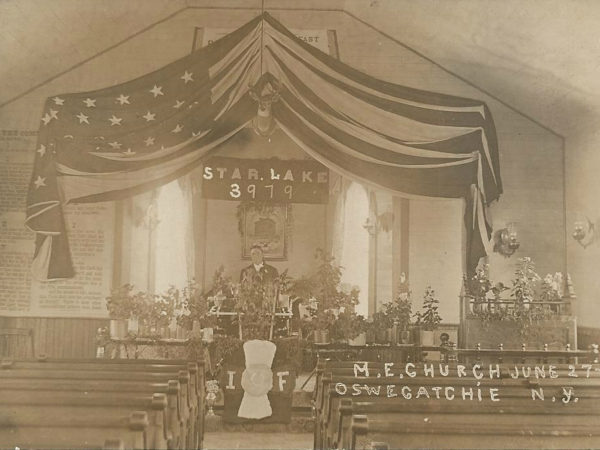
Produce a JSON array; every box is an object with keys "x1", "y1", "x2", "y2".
[{"x1": 461, "y1": 294, "x2": 574, "y2": 316}]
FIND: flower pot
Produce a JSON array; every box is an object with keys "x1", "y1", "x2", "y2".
[
  {"x1": 375, "y1": 328, "x2": 387, "y2": 344},
  {"x1": 313, "y1": 329, "x2": 330, "y2": 344},
  {"x1": 202, "y1": 327, "x2": 214, "y2": 343},
  {"x1": 399, "y1": 330, "x2": 412, "y2": 344},
  {"x1": 127, "y1": 317, "x2": 139, "y2": 334},
  {"x1": 109, "y1": 319, "x2": 128, "y2": 339},
  {"x1": 366, "y1": 329, "x2": 377, "y2": 344},
  {"x1": 385, "y1": 328, "x2": 396, "y2": 344},
  {"x1": 419, "y1": 329, "x2": 435, "y2": 346},
  {"x1": 176, "y1": 325, "x2": 187, "y2": 340},
  {"x1": 348, "y1": 332, "x2": 367, "y2": 346}
]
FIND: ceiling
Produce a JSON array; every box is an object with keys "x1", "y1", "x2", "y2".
[{"x1": 1, "y1": 0, "x2": 599, "y2": 139}]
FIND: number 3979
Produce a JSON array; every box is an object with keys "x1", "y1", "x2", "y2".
[{"x1": 229, "y1": 183, "x2": 293, "y2": 200}]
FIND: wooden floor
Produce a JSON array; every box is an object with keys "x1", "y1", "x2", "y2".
[{"x1": 204, "y1": 431, "x2": 312, "y2": 449}]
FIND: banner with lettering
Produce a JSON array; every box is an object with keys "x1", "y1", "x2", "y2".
[
  {"x1": 202, "y1": 157, "x2": 329, "y2": 203},
  {"x1": 220, "y1": 340, "x2": 297, "y2": 423}
]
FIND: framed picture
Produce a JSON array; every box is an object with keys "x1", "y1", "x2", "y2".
[{"x1": 241, "y1": 204, "x2": 289, "y2": 260}]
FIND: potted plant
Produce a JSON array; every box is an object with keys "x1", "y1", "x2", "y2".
[
  {"x1": 291, "y1": 250, "x2": 359, "y2": 344},
  {"x1": 235, "y1": 269, "x2": 274, "y2": 340},
  {"x1": 367, "y1": 274, "x2": 413, "y2": 344},
  {"x1": 414, "y1": 286, "x2": 442, "y2": 346},
  {"x1": 389, "y1": 275, "x2": 413, "y2": 343},
  {"x1": 106, "y1": 284, "x2": 143, "y2": 338},
  {"x1": 347, "y1": 313, "x2": 369, "y2": 346}
]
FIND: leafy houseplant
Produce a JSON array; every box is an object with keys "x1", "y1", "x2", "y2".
[
  {"x1": 106, "y1": 284, "x2": 142, "y2": 320},
  {"x1": 235, "y1": 270, "x2": 275, "y2": 340},
  {"x1": 290, "y1": 250, "x2": 361, "y2": 344},
  {"x1": 415, "y1": 286, "x2": 442, "y2": 345},
  {"x1": 368, "y1": 274, "x2": 413, "y2": 344},
  {"x1": 106, "y1": 284, "x2": 147, "y2": 338}
]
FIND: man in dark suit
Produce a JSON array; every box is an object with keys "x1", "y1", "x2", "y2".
[{"x1": 239, "y1": 244, "x2": 279, "y2": 290}]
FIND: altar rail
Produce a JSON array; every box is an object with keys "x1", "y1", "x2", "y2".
[
  {"x1": 459, "y1": 294, "x2": 577, "y2": 349},
  {"x1": 308, "y1": 343, "x2": 600, "y2": 366},
  {"x1": 461, "y1": 294, "x2": 575, "y2": 316}
]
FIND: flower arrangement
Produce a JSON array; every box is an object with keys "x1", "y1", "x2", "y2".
[
  {"x1": 465, "y1": 257, "x2": 567, "y2": 335},
  {"x1": 414, "y1": 286, "x2": 442, "y2": 331},
  {"x1": 511, "y1": 257, "x2": 540, "y2": 304},
  {"x1": 235, "y1": 269, "x2": 275, "y2": 340},
  {"x1": 288, "y1": 249, "x2": 364, "y2": 342},
  {"x1": 106, "y1": 284, "x2": 147, "y2": 320},
  {"x1": 369, "y1": 274, "x2": 414, "y2": 342}
]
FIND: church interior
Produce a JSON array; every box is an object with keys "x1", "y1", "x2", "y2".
[{"x1": 1, "y1": 1, "x2": 600, "y2": 449}]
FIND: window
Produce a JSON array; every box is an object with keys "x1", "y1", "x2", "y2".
[{"x1": 340, "y1": 182, "x2": 370, "y2": 317}]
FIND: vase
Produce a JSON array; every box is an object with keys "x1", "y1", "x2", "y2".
[
  {"x1": 313, "y1": 329, "x2": 330, "y2": 344},
  {"x1": 349, "y1": 332, "x2": 367, "y2": 346},
  {"x1": 109, "y1": 319, "x2": 128, "y2": 339},
  {"x1": 399, "y1": 330, "x2": 412, "y2": 344},
  {"x1": 385, "y1": 328, "x2": 396, "y2": 344},
  {"x1": 419, "y1": 329, "x2": 435, "y2": 346},
  {"x1": 202, "y1": 327, "x2": 214, "y2": 343},
  {"x1": 127, "y1": 317, "x2": 139, "y2": 334}
]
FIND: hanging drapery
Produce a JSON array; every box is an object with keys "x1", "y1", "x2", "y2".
[{"x1": 26, "y1": 12, "x2": 501, "y2": 280}]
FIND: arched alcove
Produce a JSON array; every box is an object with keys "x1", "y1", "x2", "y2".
[{"x1": 340, "y1": 182, "x2": 370, "y2": 317}]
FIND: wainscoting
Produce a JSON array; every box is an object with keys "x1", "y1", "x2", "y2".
[{"x1": 0, "y1": 317, "x2": 108, "y2": 358}]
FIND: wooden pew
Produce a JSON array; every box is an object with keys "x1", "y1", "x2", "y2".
[
  {"x1": 322, "y1": 377, "x2": 600, "y2": 448},
  {"x1": 316, "y1": 364, "x2": 600, "y2": 449},
  {"x1": 1, "y1": 391, "x2": 171, "y2": 448},
  {"x1": 0, "y1": 365, "x2": 198, "y2": 448},
  {"x1": 0, "y1": 408, "x2": 150, "y2": 449},
  {"x1": 350, "y1": 411, "x2": 600, "y2": 449},
  {"x1": 337, "y1": 392, "x2": 600, "y2": 450},
  {"x1": 0, "y1": 380, "x2": 188, "y2": 449},
  {"x1": 1, "y1": 357, "x2": 206, "y2": 448}
]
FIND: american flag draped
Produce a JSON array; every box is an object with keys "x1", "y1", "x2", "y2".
[{"x1": 26, "y1": 13, "x2": 502, "y2": 280}]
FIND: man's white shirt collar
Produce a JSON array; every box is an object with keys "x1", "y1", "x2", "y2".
[{"x1": 253, "y1": 263, "x2": 264, "y2": 271}]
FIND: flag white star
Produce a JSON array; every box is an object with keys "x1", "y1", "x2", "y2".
[
  {"x1": 108, "y1": 141, "x2": 122, "y2": 149},
  {"x1": 123, "y1": 148, "x2": 136, "y2": 156},
  {"x1": 83, "y1": 98, "x2": 96, "y2": 108},
  {"x1": 41, "y1": 114, "x2": 52, "y2": 125},
  {"x1": 142, "y1": 111, "x2": 156, "y2": 122},
  {"x1": 116, "y1": 94, "x2": 130, "y2": 105},
  {"x1": 76, "y1": 112, "x2": 90, "y2": 124},
  {"x1": 34, "y1": 176, "x2": 46, "y2": 189},
  {"x1": 37, "y1": 144, "x2": 46, "y2": 156},
  {"x1": 173, "y1": 100, "x2": 185, "y2": 109},
  {"x1": 49, "y1": 109, "x2": 59, "y2": 120},
  {"x1": 144, "y1": 137, "x2": 155, "y2": 146},
  {"x1": 109, "y1": 115, "x2": 123, "y2": 126},
  {"x1": 181, "y1": 71, "x2": 193, "y2": 83},
  {"x1": 192, "y1": 130, "x2": 202, "y2": 137},
  {"x1": 53, "y1": 97, "x2": 65, "y2": 106},
  {"x1": 171, "y1": 124, "x2": 183, "y2": 133},
  {"x1": 150, "y1": 85, "x2": 164, "y2": 97}
]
